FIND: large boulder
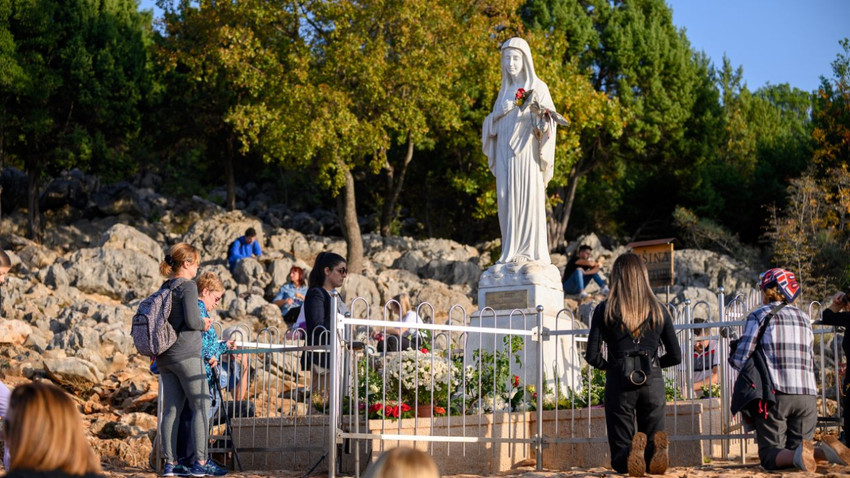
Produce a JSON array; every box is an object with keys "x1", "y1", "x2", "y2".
[
  {"x1": 65, "y1": 247, "x2": 161, "y2": 300},
  {"x1": 340, "y1": 274, "x2": 381, "y2": 317},
  {"x1": 181, "y1": 211, "x2": 264, "y2": 263},
  {"x1": 0, "y1": 318, "x2": 33, "y2": 346},
  {"x1": 1, "y1": 167, "x2": 28, "y2": 213},
  {"x1": 673, "y1": 249, "x2": 755, "y2": 292},
  {"x1": 39, "y1": 170, "x2": 90, "y2": 211},
  {"x1": 99, "y1": 223, "x2": 162, "y2": 260},
  {"x1": 43, "y1": 355, "x2": 105, "y2": 389},
  {"x1": 91, "y1": 181, "x2": 150, "y2": 217},
  {"x1": 233, "y1": 257, "x2": 272, "y2": 288},
  {"x1": 413, "y1": 280, "x2": 475, "y2": 323}
]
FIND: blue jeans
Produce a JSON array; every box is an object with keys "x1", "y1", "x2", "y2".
[{"x1": 563, "y1": 269, "x2": 605, "y2": 294}]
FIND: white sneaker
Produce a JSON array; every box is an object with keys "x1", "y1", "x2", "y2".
[{"x1": 600, "y1": 286, "x2": 610, "y2": 296}]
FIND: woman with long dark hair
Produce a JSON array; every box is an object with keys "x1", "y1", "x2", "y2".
[
  {"x1": 584, "y1": 253, "x2": 681, "y2": 477},
  {"x1": 301, "y1": 252, "x2": 348, "y2": 400}
]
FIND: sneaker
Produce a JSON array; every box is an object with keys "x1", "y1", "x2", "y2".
[
  {"x1": 627, "y1": 432, "x2": 647, "y2": 477},
  {"x1": 188, "y1": 462, "x2": 207, "y2": 477},
  {"x1": 648, "y1": 431, "x2": 669, "y2": 474},
  {"x1": 793, "y1": 440, "x2": 816, "y2": 472},
  {"x1": 820, "y1": 435, "x2": 850, "y2": 465},
  {"x1": 203, "y1": 461, "x2": 228, "y2": 477},
  {"x1": 579, "y1": 292, "x2": 589, "y2": 300},
  {"x1": 163, "y1": 463, "x2": 190, "y2": 477},
  {"x1": 600, "y1": 285, "x2": 610, "y2": 296}
]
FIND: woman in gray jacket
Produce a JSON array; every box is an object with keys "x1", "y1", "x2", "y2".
[{"x1": 155, "y1": 243, "x2": 224, "y2": 477}]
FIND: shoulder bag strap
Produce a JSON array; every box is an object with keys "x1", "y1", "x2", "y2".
[{"x1": 754, "y1": 302, "x2": 787, "y2": 351}]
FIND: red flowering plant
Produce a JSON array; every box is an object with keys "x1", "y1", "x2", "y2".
[{"x1": 368, "y1": 401, "x2": 414, "y2": 420}]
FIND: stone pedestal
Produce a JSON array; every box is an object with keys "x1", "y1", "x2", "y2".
[{"x1": 470, "y1": 261, "x2": 579, "y2": 393}]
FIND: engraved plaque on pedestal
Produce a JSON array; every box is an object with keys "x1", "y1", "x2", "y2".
[{"x1": 484, "y1": 289, "x2": 529, "y2": 310}]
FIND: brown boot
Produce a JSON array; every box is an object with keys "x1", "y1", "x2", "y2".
[
  {"x1": 820, "y1": 435, "x2": 850, "y2": 465},
  {"x1": 648, "y1": 431, "x2": 669, "y2": 474},
  {"x1": 627, "y1": 432, "x2": 648, "y2": 477}
]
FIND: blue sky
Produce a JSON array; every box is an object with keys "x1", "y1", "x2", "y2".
[
  {"x1": 139, "y1": 0, "x2": 849, "y2": 93},
  {"x1": 666, "y1": 0, "x2": 849, "y2": 92}
]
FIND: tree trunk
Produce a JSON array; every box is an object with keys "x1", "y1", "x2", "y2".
[
  {"x1": 337, "y1": 164, "x2": 364, "y2": 274},
  {"x1": 26, "y1": 163, "x2": 41, "y2": 243},
  {"x1": 379, "y1": 134, "x2": 415, "y2": 237},
  {"x1": 547, "y1": 137, "x2": 610, "y2": 250},
  {"x1": 225, "y1": 139, "x2": 236, "y2": 210},
  {"x1": 548, "y1": 165, "x2": 580, "y2": 251}
]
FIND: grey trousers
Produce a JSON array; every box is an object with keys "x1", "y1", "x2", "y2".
[
  {"x1": 755, "y1": 392, "x2": 816, "y2": 470},
  {"x1": 159, "y1": 357, "x2": 210, "y2": 464}
]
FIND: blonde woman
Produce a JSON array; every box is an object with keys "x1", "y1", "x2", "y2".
[
  {"x1": 373, "y1": 293, "x2": 425, "y2": 352},
  {"x1": 363, "y1": 447, "x2": 440, "y2": 478},
  {"x1": 4, "y1": 382, "x2": 103, "y2": 478},
  {"x1": 584, "y1": 253, "x2": 681, "y2": 477}
]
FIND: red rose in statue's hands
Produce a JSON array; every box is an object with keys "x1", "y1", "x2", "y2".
[{"x1": 515, "y1": 88, "x2": 526, "y2": 100}]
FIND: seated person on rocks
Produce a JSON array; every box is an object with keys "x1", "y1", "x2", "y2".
[
  {"x1": 221, "y1": 326, "x2": 251, "y2": 402},
  {"x1": 562, "y1": 245, "x2": 609, "y2": 299},
  {"x1": 372, "y1": 293, "x2": 427, "y2": 353},
  {"x1": 273, "y1": 266, "x2": 308, "y2": 324},
  {"x1": 227, "y1": 227, "x2": 262, "y2": 272},
  {"x1": 691, "y1": 318, "x2": 720, "y2": 396}
]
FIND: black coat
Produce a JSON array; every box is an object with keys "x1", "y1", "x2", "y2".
[{"x1": 729, "y1": 343, "x2": 776, "y2": 430}]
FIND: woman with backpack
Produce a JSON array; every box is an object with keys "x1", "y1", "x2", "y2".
[
  {"x1": 584, "y1": 253, "x2": 681, "y2": 477},
  {"x1": 154, "y1": 243, "x2": 225, "y2": 477}
]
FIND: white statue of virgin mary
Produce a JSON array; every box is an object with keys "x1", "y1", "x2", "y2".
[{"x1": 482, "y1": 38, "x2": 559, "y2": 265}]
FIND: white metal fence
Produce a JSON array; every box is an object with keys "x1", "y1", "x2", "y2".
[{"x1": 153, "y1": 288, "x2": 846, "y2": 476}]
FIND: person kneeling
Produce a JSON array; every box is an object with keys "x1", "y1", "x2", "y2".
[
  {"x1": 729, "y1": 268, "x2": 850, "y2": 471},
  {"x1": 585, "y1": 254, "x2": 681, "y2": 476}
]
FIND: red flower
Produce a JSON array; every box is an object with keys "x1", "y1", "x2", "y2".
[
  {"x1": 434, "y1": 406, "x2": 447, "y2": 415},
  {"x1": 515, "y1": 88, "x2": 526, "y2": 100},
  {"x1": 513, "y1": 375, "x2": 520, "y2": 388},
  {"x1": 400, "y1": 403, "x2": 412, "y2": 412},
  {"x1": 369, "y1": 403, "x2": 384, "y2": 414},
  {"x1": 420, "y1": 348, "x2": 429, "y2": 354},
  {"x1": 386, "y1": 405, "x2": 399, "y2": 418},
  {"x1": 532, "y1": 392, "x2": 538, "y2": 400}
]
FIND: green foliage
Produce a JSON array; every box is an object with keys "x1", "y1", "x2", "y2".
[
  {"x1": 0, "y1": 0, "x2": 153, "y2": 236},
  {"x1": 673, "y1": 206, "x2": 761, "y2": 269},
  {"x1": 766, "y1": 168, "x2": 850, "y2": 297},
  {"x1": 699, "y1": 383, "x2": 721, "y2": 399},
  {"x1": 465, "y1": 335, "x2": 525, "y2": 401}
]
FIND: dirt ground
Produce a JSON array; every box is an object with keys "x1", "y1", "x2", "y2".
[{"x1": 103, "y1": 460, "x2": 850, "y2": 478}]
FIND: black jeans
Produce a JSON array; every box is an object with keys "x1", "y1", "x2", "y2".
[
  {"x1": 844, "y1": 376, "x2": 850, "y2": 445},
  {"x1": 604, "y1": 369, "x2": 666, "y2": 473}
]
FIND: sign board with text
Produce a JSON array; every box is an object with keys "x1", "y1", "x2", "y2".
[{"x1": 627, "y1": 238, "x2": 675, "y2": 288}]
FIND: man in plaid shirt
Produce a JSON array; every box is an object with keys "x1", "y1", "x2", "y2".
[{"x1": 730, "y1": 268, "x2": 850, "y2": 470}]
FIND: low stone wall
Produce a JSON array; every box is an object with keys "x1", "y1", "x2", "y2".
[
  {"x1": 230, "y1": 401, "x2": 707, "y2": 474},
  {"x1": 533, "y1": 403, "x2": 704, "y2": 469}
]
